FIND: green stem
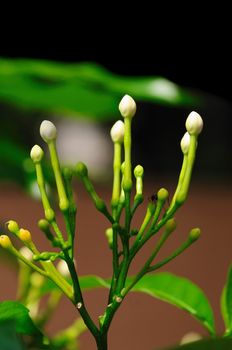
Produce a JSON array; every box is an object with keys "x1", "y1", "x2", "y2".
[
  {"x1": 48, "y1": 141, "x2": 69, "y2": 211},
  {"x1": 147, "y1": 239, "x2": 193, "y2": 272},
  {"x1": 64, "y1": 252, "x2": 99, "y2": 339},
  {"x1": 111, "y1": 142, "x2": 122, "y2": 209}
]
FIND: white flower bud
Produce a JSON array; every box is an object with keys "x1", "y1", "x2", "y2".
[
  {"x1": 30, "y1": 145, "x2": 44, "y2": 163},
  {"x1": 40, "y1": 120, "x2": 57, "y2": 142},
  {"x1": 110, "y1": 120, "x2": 125, "y2": 143},
  {"x1": 180, "y1": 132, "x2": 190, "y2": 154},
  {"x1": 19, "y1": 246, "x2": 33, "y2": 261},
  {"x1": 185, "y1": 111, "x2": 203, "y2": 136},
  {"x1": 119, "y1": 94, "x2": 136, "y2": 119},
  {"x1": 57, "y1": 260, "x2": 70, "y2": 278}
]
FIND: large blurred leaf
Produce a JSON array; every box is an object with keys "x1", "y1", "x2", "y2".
[
  {"x1": 0, "y1": 59, "x2": 202, "y2": 120},
  {"x1": 221, "y1": 264, "x2": 232, "y2": 335},
  {"x1": 0, "y1": 301, "x2": 42, "y2": 336},
  {"x1": 41, "y1": 273, "x2": 215, "y2": 335},
  {"x1": 0, "y1": 321, "x2": 25, "y2": 350},
  {"x1": 161, "y1": 338, "x2": 232, "y2": 350}
]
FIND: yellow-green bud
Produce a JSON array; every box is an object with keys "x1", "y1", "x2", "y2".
[
  {"x1": 30, "y1": 145, "x2": 44, "y2": 163},
  {"x1": 185, "y1": 111, "x2": 203, "y2": 136},
  {"x1": 119, "y1": 94, "x2": 136, "y2": 119},
  {"x1": 75, "y1": 162, "x2": 88, "y2": 177},
  {"x1": 134, "y1": 165, "x2": 144, "y2": 178},
  {"x1": 45, "y1": 208, "x2": 55, "y2": 222},
  {"x1": 180, "y1": 132, "x2": 190, "y2": 154},
  {"x1": 110, "y1": 120, "x2": 125, "y2": 143},
  {"x1": 0, "y1": 235, "x2": 12, "y2": 249},
  {"x1": 19, "y1": 229, "x2": 32, "y2": 243},
  {"x1": 105, "y1": 228, "x2": 113, "y2": 248},
  {"x1": 62, "y1": 167, "x2": 73, "y2": 180},
  {"x1": 7, "y1": 220, "x2": 19, "y2": 234},
  {"x1": 40, "y1": 120, "x2": 57, "y2": 142},
  {"x1": 165, "y1": 218, "x2": 177, "y2": 233},
  {"x1": 38, "y1": 219, "x2": 50, "y2": 231},
  {"x1": 157, "y1": 188, "x2": 169, "y2": 201},
  {"x1": 189, "y1": 228, "x2": 201, "y2": 242}
]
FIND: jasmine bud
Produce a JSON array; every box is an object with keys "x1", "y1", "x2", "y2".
[
  {"x1": 185, "y1": 111, "x2": 203, "y2": 136},
  {"x1": 30, "y1": 145, "x2": 44, "y2": 163},
  {"x1": 40, "y1": 120, "x2": 57, "y2": 142},
  {"x1": 180, "y1": 132, "x2": 190, "y2": 154},
  {"x1": 110, "y1": 120, "x2": 125, "y2": 143},
  {"x1": 119, "y1": 94, "x2": 136, "y2": 119}
]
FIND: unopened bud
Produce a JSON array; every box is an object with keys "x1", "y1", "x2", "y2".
[
  {"x1": 57, "y1": 260, "x2": 70, "y2": 278},
  {"x1": 75, "y1": 162, "x2": 88, "y2": 177},
  {"x1": 157, "y1": 188, "x2": 169, "y2": 201},
  {"x1": 185, "y1": 111, "x2": 203, "y2": 136},
  {"x1": 189, "y1": 228, "x2": 201, "y2": 242},
  {"x1": 19, "y1": 247, "x2": 33, "y2": 261},
  {"x1": 165, "y1": 218, "x2": 177, "y2": 233},
  {"x1": 30, "y1": 145, "x2": 44, "y2": 163},
  {"x1": 119, "y1": 94, "x2": 136, "y2": 119},
  {"x1": 0, "y1": 235, "x2": 12, "y2": 249},
  {"x1": 180, "y1": 132, "x2": 190, "y2": 154},
  {"x1": 19, "y1": 229, "x2": 32, "y2": 243},
  {"x1": 40, "y1": 120, "x2": 57, "y2": 142},
  {"x1": 110, "y1": 120, "x2": 125, "y2": 143},
  {"x1": 7, "y1": 220, "x2": 19, "y2": 234},
  {"x1": 134, "y1": 165, "x2": 144, "y2": 178}
]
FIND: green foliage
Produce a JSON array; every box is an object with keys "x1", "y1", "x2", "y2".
[
  {"x1": 40, "y1": 273, "x2": 215, "y2": 335},
  {"x1": 162, "y1": 338, "x2": 232, "y2": 350},
  {"x1": 0, "y1": 59, "x2": 201, "y2": 120},
  {"x1": 0, "y1": 301, "x2": 41, "y2": 336},
  {"x1": 0, "y1": 321, "x2": 25, "y2": 350},
  {"x1": 221, "y1": 264, "x2": 232, "y2": 335}
]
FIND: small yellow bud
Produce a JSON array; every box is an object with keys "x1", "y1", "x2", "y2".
[
  {"x1": 7, "y1": 220, "x2": 19, "y2": 234},
  {"x1": 19, "y1": 229, "x2": 32, "y2": 243},
  {"x1": 157, "y1": 188, "x2": 169, "y2": 201},
  {"x1": 0, "y1": 235, "x2": 12, "y2": 249},
  {"x1": 30, "y1": 145, "x2": 44, "y2": 163},
  {"x1": 119, "y1": 94, "x2": 137, "y2": 119}
]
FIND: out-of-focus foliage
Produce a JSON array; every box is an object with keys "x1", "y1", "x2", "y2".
[
  {"x1": 0, "y1": 58, "x2": 202, "y2": 119},
  {"x1": 0, "y1": 58, "x2": 204, "y2": 191},
  {"x1": 161, "y1": 338, "x2": 232, "y2": 350}
]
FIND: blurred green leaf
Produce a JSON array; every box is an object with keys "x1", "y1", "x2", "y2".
[
  {"x1": 0, "y1": 321, "x2": 25, "y2": 350},
  {"x1": 221, "y1": 264, "x2": 232, "y2": 335},
  {"x1": 161, "y1": 338, "x2": 232, "y2": 350},
  {"x1": 0, "y1": 59, "x2": 202, "y2": 120},
  {"x1": 0, "y1": 301, "x2": 42, "y2": 336},
  {"x1": 41, "y1": 273, "x2": 215, "y2": 334}
]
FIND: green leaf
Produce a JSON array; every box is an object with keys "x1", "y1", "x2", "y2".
[
  {"x1": 131, "y1": 273, "x2": 215, "y2": 336},
  {"x1": 0, "y1": 321, "x2": 25, "y2": 350},
  {"x1": 0, "y1": 59, "x2": 202, "y2": 120},
  {"x1": 41, "y1": 273, "x2": 214, "y2": 335},
  {"x1": 0, "y1": 301, "x2": 42, "y2": 336},
  {"x1": 221, "y1": 264, "x2": 232, "y2": 334},
  {"x1": 162, "y1": 338, "x2": 232, "y2": 350}
]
